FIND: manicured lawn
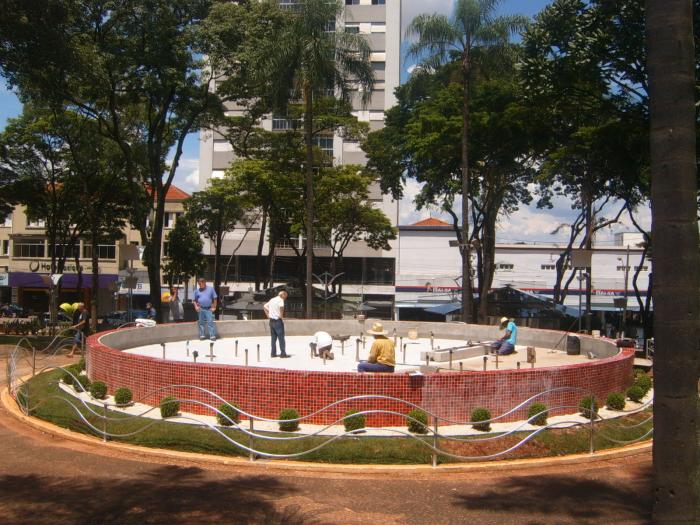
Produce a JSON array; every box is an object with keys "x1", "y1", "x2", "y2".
[{"x1": 18, "y1": 369, "x2": 653, "y2": 465}]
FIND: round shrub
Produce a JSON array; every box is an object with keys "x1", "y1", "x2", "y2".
[
  {"x1": 343, "y1": 409, "x2": 366, "y2": 432},
  {"x1": 160, "y1": 396, "x2": 180, "y2": 418},
  {"x1": 606, "y1": 392, "x2": 626, "y2": 411},
  {"x1": 471, "y1": 407, "x2": 492, "y2": 432},
  {"x1": 217, "y1": 402, "x2": 241, "y2": 426},
  {"x1": 579, "y1": 396, "x2": 599, "y2": 418},
  {"x1": 114, "y1": 387, "x2": 133, "y2": 406},
  {"x1": 60, "y1": 364, "x2": 81, "y2": 385},
  {"x1": 78, "y1": 357, "x2": 86, "y2": 372},
  {"x1": 73, "y1": 373, "x2": 91, "y2": 392},
  {"x1": 278, "y1": 408, "x2": 300, "y2": 432},
  {"x1": 634, "y1": 373, "x2": 652, "y2": 395},
  {"x1": 406, "y1": 409, "x2": 428, "y2": 434},
  {"x1": 89, "y1": 380, "x2": 107, "y2": 400},
  {"x1": 627, "y1": 385, "x2": 645, "y2": 403},
  {"x1": 527, "y1": 403, "x2": 548, "y2": 426}
]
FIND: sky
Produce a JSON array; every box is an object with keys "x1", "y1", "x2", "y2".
[{"x1": 0, "y1": 0, "x2": 650, "y2": 244}]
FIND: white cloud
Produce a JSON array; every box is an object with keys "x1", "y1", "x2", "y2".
[{"x1": 172, "y1": 156, "x2": 199, "y2": 193}]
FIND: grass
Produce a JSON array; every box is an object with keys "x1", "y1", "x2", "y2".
[{"x1": 19, "y1": 369, "x2": 653, "y2": 465}]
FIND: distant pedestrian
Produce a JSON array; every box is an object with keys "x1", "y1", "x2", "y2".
[
  {"x1": 491, "y1": 317, "x2": 517, "y2": 355},
  {"x1": 145, "y1": 302, "x2": 157, "y2": 321},
  {"x1": 310, "y1": 331, "x2": 334, "y2": 360},
  {"x1": 168, "y1": 287, "x2": 184, "y2": 322},
  {"x1": 67, "y1": 303, "x2": 90, "y2": 358},
  {"x1": 194, "y1": 278, "x2": 218, "y2": 341},
  {"x1": 264, "y1": 290, "x2": 289, "y2": 358}
]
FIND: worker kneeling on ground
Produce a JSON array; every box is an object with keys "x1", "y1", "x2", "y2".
[
  {"x1": 358, "y1": 322, "x2": 395, "y2": 373},
  {"x1": 491, "y1": 317, "x2": 517, "y2": 356},
  {"x1": 310, "y1": 331, "x2": 334, "y2": 360}
]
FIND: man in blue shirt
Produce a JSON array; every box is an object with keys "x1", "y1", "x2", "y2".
[
  {"x1": 491, "y1": 316, "x2": 517, "y2": 355},
  {"x1": 194, "y1": 278, "x2": 218, "y2": 341}
]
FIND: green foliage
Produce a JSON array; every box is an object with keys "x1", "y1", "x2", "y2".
[
  {"x1": 162, "y1": 216, "x2": 205, "y2": 286},
  {"x1": 406, "y1": 409, "x2": 429, "y2": 434},
  {"x1": 527, "y1": 403, "x2": 548, "y2": 426},
  {"x1": 77, "y1": 357, "x2": 86, "y2": 372},
  {"x1": 160, "y1": 396, "x2": 180, "y2": 419},
  {"x1": 114, "y1": 388, "x2": 133, "y2": 406},
  {"x1": 626, "y1": 386, "x2": 645, "y2": 403},
  {"x1": 278, "y1": 408, "x2": 300, "y2": 432},
  {"x1": 60, "y1": 364, "x2": 82, "y2": 386},
  {"x1": 89, "y1": 380, "x2": 107, "y2": 400},
  {"x1": 633, "y1": 373, "x2": 652, "y2": 395},
  {"x1": 579, "y1": 396, "x2": 599, "y2": 418},
  {"x1": 343, "y1": 410, "x2": 366, "y2": 432},
  {"x1": 471, "y1": 407, "x2": 492, "y2": 432},
  {"x1": 217, "y1": 402, "x2": 241, "y2": 427},
  {"x1": 73, "y1": 374, "x2": 91, "y2": 392},
  {"x1": 606, "y1": 392, "x2": 626, "y2": 411}
]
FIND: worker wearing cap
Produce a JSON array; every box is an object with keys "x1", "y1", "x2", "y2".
[{"x1": 491, "y1": 317, "x2": 517, "y2": 355}]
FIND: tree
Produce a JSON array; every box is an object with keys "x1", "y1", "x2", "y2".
[
  {"x1": 185, "y1": 179, "x2": 250, "y2": 317},
  {"x1": 363, "y1": 62, "x2": 535, "y2": 322},
  {"x1": 646, "y1": 0, "x2": 700, "y2": 522},
  {"x1": 0, "y1": 0, "x2": 252, "y2": 319},
  {"x1": 162, "y1": 216, "x2": 205, "y2": 299},
  {"x1": 315, "y1": 165, "x2": 396, "y2": 295},
  {"x1": 406, "y1": 0, "x2": 528, "y2": 323},
  {"x1": 256, "y1": 0, "x2": 375, "y2": 318}
]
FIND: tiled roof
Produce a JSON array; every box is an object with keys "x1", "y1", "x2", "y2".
[
  {"x1": 164, "y1": 185, "x2": 190, "y2": 201},
  {"x1": 410, "y1": 218, "x2": 451, "y2": 227}
]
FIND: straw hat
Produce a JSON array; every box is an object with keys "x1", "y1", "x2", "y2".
[
  {"x1": 500, "y1": 316, "x2": 509, "y2": 326},
  {"x1": 367, "y1": 322, "x2": 388, "y2": 336}
]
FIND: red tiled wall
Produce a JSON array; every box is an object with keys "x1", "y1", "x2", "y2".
[{"x1": 87, "y1": 335, "x2": 634, "y2": 426}]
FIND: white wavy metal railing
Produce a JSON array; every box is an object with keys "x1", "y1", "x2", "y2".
[{"x1": 5, "y1": 338, "x2": 654, "y2": 465}]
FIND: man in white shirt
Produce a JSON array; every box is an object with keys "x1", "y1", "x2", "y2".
[
  {"x1": 310, "y1": 331, "x2": 334, "y2": 360},
  {"x1": 263, "y1": 290, "x2": 289, "y2": 358}
]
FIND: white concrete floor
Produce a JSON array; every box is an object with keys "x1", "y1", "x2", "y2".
[{"x1": 123, "y1": 335, "x2": 592, "y2": 373}]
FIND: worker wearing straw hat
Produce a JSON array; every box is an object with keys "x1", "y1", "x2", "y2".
[
  {"x1": 358, "y1": 322, "x2": 395, "y2": 373},
  {"x1": 491, "y1": 316, "x2": 517, "y2": 355}
]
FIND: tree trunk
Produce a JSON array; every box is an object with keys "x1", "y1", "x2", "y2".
[
  {"x1": 304, "y1": 83, "x2": 315, "y2": 319},
  {"x1": 90, "y1": 226, "x2": 99, "y2": 332},
  {"x1": 460, "y1": 54, "x2": 474, "y2": 324},
  {"x1": 254, "y1": 210, "x2": 267, "y2": 291},
  {"x1": 144, "y1": 193, "x2": 166, "y2": 322},
  {"x1": 646, "y1": 1, "x2": 700, "y2": 522},
  {"x1": 583, "y1": 177, "x2": 593, "y2": 334},
  {"x1": 213, "y1": 227, "x2": 223, "y2": 320},
  {"x1": 478, "y1": 210, "x2": 497, "y2": 324}
]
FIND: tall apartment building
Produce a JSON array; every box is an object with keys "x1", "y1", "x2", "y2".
[{"x1": 198, "y1": 0, "x2": 402, "y2": 313}]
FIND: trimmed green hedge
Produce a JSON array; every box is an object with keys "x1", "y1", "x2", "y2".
[
  {"x1": 160, "y1": 396, "x2": 180, "y2": 418},
  {"x1": 343, "y1": 410, "x2": 366, "y2": 432},
  {"x1": 527, "y1": 403, "x2": 548, "y2": 426},
  {"x1": 627, "y1": 385, "x2": 645, "y2": 403},
  {"x1": 579, "y1": 396, "x2": 599, "y2": 419},
  {"x1": 606, "y1": 392, "x2": 626, "y2": 411},
  {"x1": 279, "y1": 408, "x2": 300, "y2": 432},
  {"x1": 114, "y1": 388, "x2": 133, "y2": 406},
  {"x1": 406, "y1": 409, "x2": 428, "y2": 434},
  {"x1": 471, "y1": 407, "x2": 492, "y2": 432},
  {"x1": 89, "y1": 380, "x2": 108, "y2": 400},
  {"x1": 217, "y1": 402, "x2": 241, "y2": 427}
]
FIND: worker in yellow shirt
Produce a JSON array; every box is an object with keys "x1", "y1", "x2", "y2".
[{"x1": 358, "y1": 322, "x2": 395, "y2": 373}]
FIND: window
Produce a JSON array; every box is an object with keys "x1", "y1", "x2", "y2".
[
  {"x1": 372, "y1": 0, "x2": 385, "y2": 4},
  {"x1": 497, "y1": 263, "x2": 514, "y2": 270},
  {"x1": 279, "y1": 0, "x2": 301, "y2": 9},
  {"x1": 541, "y1": 264, "x2": 556, "y2": 270},
  {"x1": 313, "y1": 135, "x2": 334, "y2": 156},
  {"x1": 272, "y1": 114, "x2": 302, "y2": 130},
  {"x1": 13, "y1": 240, "x2": 45, "y2": 258},
  {"x1": 345, "y1": 0, "x2": 360, "y2": 4},
  {"x1": 345, "y1": 23, "x2": 360, "y2": 34},
  {"x1": 163, "y1": 242, "x2": 170, "y2": 257},
  {"x1": 82, "y1": 244, "x2": 116, "y2": 260},
  {"x1": 634, "y1": 265, "x2": 649, "y2": 271},
  {"x1": 1, "y1": 240, "x2": 8, "y2": 256},
  {"x1": 616, "y1": 265, "x2": 631, "y2": 272},
  {"x1": 164, "y1": 212, "x2": 181, "y2": 229},
  {"x1": 27, "y1": 218, "x2": 45, "y2": 228},
  {"x1": 51, "y1": 244, "x2": 80, "y2": 259}
]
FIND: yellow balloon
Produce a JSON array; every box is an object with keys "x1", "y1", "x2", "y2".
[
  {"x1": 161, "y1": 292, "x2": 171, "y2": 302},
  {"x1": 59, "y1": 303, "x2": 72, "y2": 312}
]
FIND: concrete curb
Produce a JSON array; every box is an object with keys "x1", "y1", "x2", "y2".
[{"x1": 1, "y1": 382, "x2": 652, "y2": 476}]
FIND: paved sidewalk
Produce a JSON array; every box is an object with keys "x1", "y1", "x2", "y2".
[{"x1": 1, "y1": 345, "x2": 653, "y2": 524}]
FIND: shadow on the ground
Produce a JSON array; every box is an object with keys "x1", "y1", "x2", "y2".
[
  {"x1": 0, "y1": 464, "x2": 329, "y2": 525},
  {"x1": 453, "y1": 469, "x2": 653, "y2": 524}
]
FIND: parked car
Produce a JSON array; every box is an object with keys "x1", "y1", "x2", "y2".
[{"x1": 42, "y1": 311, "x2": 72, "y2": 325}]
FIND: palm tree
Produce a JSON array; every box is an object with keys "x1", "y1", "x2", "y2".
[
  {"x1": 262, "y1": 0, "x2": 374, "y2": 318},
  {"x1": 406, "y1": 0, "x2": 527, "y2": 323},
  {"x1": 645, "y1": 0, "x2": 700, "y2": 522}
]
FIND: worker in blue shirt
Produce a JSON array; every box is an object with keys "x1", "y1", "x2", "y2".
[
  {"x1": 491, "y1": 316, "x2": 517, "y2": 355},
  {"x1": 194, "y1": 277, "x2": 218, "y2": 341}
]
